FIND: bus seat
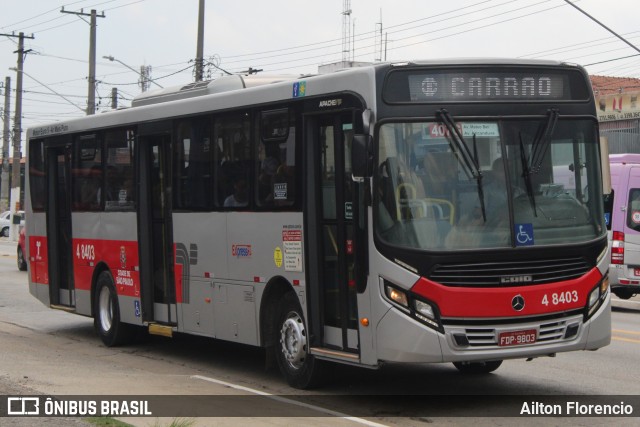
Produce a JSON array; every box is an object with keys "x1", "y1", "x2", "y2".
[{"x1": 424, "y1": 198, "x2": 455, "y2": 225}]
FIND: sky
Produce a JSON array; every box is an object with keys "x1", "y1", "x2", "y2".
[{"x1": 0, "y1": 0, "x2": 639, "y2": 141}]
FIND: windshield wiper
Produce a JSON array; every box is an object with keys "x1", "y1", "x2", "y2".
[
  {"x1": 530, "y1": 108, "x2": 559, "y2": 174},
  {"x1": 437, "y1": 109, "x2": 486, "y2": 222},
  {"x1": 520, "y1": 109, "x2": 560, "y2": 216},
  {"x1": 519, "y1": 133, "x2": 537, "y2": 216}
]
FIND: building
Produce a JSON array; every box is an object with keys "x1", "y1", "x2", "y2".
[{"x1": 591, "y1": 75, "x2": 640, "y2": 154}]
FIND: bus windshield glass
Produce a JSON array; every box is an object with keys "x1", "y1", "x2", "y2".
[{"x1": 375, "y1": 118, "x2": 604, "y2": 251}]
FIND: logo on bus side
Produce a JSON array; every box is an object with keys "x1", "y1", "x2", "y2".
[
  {"x1": 318, "y1": 98, "x2": 342, "y2": 108},
  {"x1": 232, "y1": 244, "x2": 252, "y2": 258}
]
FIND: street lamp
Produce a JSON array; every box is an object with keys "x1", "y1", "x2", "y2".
[{"x1": 102, "y1": 55, "x2": 163, "y2": 89}]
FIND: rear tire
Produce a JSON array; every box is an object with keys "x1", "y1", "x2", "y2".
[
  {"x1": 17, "y1": 246, "x2": 27, "y2": 271},
  {"x1": 94, "y1": 271, "x2": 135, "y2": 346},
  {"x1": 274, "y1": 292, "x2": 324, "y2": 389},
  {"x1": 453, "y1": 360, "x2": 503, "y2": 374},
  {"x1": 613, "y1": 289, "x2": 634, "y2": 300}
]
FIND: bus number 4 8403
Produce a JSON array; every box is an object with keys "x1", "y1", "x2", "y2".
[
  {"x1": 76, "y1": 244, "x2": 95, "y2": 261},
  {"x1": 541, "y1": 290, "x2": 578, "y2": 306}
]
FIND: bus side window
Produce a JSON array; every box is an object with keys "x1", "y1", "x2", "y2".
[
  {"x1": 174, "y1": 117, "x2": 214, "y2": 210},
  {"x1": 72, "y1": 134, "x2": 102, "y2": 211},
  {"x1": 29, "y1": 140, "x2": 46, "y2": 212},
  {"x1": 214, "y1": 112, "x2": 251, "y2": 209},
  {"x1": 257, "y1": 108, "x2": 296, "y2": 208},
  {"x1": 104, "y1": 129, "x2": 135, "y2": 211}
]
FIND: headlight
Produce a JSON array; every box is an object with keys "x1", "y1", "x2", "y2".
[
  {"x1": 414, "y1": 299, "x2": 440, "y2": 329},
  {"x1": 585, "y1": 274, "x2": 608, "y2": 319},
  {"x1": 588, "y1": 287, "x2": 600, "y2": 308},
  {"x1": 414, "y1": 299, "x2": 435, "y2": 320},
  {"x1": 383, "y1": 279, "x2": 443, "y2": 332},
  {"x1": 385, "y1": 284, "x2": 408, "y2": 307}
]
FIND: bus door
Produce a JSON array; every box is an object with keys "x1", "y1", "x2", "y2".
[
  {"x1": 45, "y1": 141, "x2": 74, "y2": 307},
  {"x1": 137, "y1": 128, "x2": 177, "y2": 325},
  {"x1": 306, "y1": 112, "x2": 359, "y2": 354}
]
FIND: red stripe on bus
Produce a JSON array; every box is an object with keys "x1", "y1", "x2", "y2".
[
  {"x1": 72, "y1": 238, "x2": 140, "y2": 297},
  {"x1": 410, "y1": 268, "x2": 602, "y2": 318},
  {"x1": 28, "y1": 235, "x2": 49, "y2": 285}
]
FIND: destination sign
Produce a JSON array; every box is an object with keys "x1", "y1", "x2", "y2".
[{"x1": 384, "y1": 68, "x2": 588, "y2": 103}]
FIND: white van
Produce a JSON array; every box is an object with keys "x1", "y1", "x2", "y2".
[{"x1": 609, "y1": 153, "x2": 640, "y2": 299}]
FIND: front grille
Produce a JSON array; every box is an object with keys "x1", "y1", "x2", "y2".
[
  {"x1": 429, "y1": 257, "x2": 591, "y2": 287},
  {"x1": 451, "y1": 316, "x2": 580, "y2": 349}
]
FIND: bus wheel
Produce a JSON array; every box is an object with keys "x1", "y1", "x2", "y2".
[
  {"x1": 453, "y1": 360, "x2": 502, "y2": 374},
  {"x1": 17, "y1": 246, "x2": 27, "y2": 271},
  {"x1": 94, "y1": 271, "x2": 133, "y2": 347},
  {"x1": 613, "y1": 289, "x2": 634, "y2": 300},
  {"x1": 275, "y1": 292, "x2": 323, "y2": 389}
]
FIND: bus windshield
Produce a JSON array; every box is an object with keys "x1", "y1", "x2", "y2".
[{"x1": 375, "y1": 118, "x2": 604, "y2": 251}]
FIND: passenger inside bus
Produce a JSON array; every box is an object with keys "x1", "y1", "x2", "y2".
[{"x1": 224, "y1": 179, "x2": 248, "y2": 208}]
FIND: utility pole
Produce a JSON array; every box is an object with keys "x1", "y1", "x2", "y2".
[
  {"x1": 1, "y1": 77, "x2": 10, "y2": 213},
  {"x1": 195, "y1": 0, "x2": 205, "y2": 81},
  {"x1": 341, "y1": 0, "x2": 352, "y2": 63},
  {"x1": 111, "y1": 87, "x2": 118, "y2": 109},
  {"x1": 1, "y1": 32, "x2": 34, "y2": 240},
  {"x1": 61, "y1": 8, "x2": 106, "y2": 115}
]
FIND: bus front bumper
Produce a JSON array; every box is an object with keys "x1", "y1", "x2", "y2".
[{"x1": 375, "y1": 291, "x2": 611, "y2": 364}]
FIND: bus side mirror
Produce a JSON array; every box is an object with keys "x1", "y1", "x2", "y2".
[{"x1": 352, "y1": 134, "x2": 373, "y2": 180}]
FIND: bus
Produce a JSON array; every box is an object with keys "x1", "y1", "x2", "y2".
[{"x1": 24, "y1": 59, "x2": 611, "y2": 388}]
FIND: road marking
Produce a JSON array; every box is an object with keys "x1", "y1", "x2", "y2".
[
  {"x1": 191, "y1": 374, "x2": 388, "y2": 426},
  {"x1": 612, "y1": 329, "x2": 640, "y2": 336},
  {"x1": 612, "y1": 336, "x2": 640, "y2": 344}
]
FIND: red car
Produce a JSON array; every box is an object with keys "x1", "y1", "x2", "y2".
[{"x1": 17, "y1": 227, "x2": 27, "y2": 271}]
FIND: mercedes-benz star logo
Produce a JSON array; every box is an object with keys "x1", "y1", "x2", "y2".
[{"x1": 512, "y1": 295, "x2": 525, "y2": 311}]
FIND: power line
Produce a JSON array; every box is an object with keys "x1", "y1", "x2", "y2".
[{"x1": 563, "y1": 0, "x2": 640, "y2": 55}]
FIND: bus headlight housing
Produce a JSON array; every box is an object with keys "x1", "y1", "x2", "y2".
[
  {"x1": 384, "y1": 284, "x2": 408, "y2": 307},
  {"x1": 413, "y1": 299, "x2": 440, "y2": 329},
  {"x1": 383, "y1": 279, "x2": 443, "y2": 332},
  {"x1": 585, "y1": 274, "x2": 609, "y2": 320}
]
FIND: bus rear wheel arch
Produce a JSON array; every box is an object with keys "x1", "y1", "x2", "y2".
[{"x1": 453, "y1": 360, "x2": 503, "y2": 374}]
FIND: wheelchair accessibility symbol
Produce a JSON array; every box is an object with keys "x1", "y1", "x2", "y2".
[{"x1": 515, "y1": 223, "x2": 534, "y2": 246}]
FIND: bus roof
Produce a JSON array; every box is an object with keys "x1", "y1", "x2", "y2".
[
  {"x1": 25, "y1": 58, "x2": 586, "y2": 139},
  {"x1": 610, "y1": 153, "x2": 640, "y2": 165}
]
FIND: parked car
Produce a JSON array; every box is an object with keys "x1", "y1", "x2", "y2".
[
  {"x1": 17, "y1": 226, "x2": 27, "y2": 271},
  {"x1": 0, "y1": 211, "x2": 10, "y2": 237},
  {"x1": 0, "y1": 210, "x2": 25, "y2": 237}
]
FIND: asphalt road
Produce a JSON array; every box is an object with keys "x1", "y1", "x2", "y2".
[{"x1": 0, "y1": 239, "x2": 638, "y2": 426}]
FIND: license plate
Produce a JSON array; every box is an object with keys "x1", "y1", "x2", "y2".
[{"x1": 498, "y1": 329, "x2": 537, "y2": 347}]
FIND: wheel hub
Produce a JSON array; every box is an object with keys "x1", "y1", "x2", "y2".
[
  {"x1": 280, "y1": 313, "x2": 307, "y2": 369},
  {"x1": 98, "y1": 286, "x2": 113, "y2": 332}
]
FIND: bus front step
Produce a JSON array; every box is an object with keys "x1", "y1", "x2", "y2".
[
  {"x1": 148, "y1": 323, "x2": 174, "y2": 338},
  {"x1": 310, "y1": 347, "x2": 360, "y2": 363}
]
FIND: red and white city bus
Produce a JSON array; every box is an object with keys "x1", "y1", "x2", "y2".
[{"x1": 25, "y1": 59, "x2": 611, "y2": 388}]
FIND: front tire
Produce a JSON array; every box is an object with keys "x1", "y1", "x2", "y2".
[
  {"x1": 275, "y1": 292, "x2": 323, "y2": 389},
  {"x1": 94, "y1": 271, "x2": 134, "y2": 346},
  {"x1": 17, "y1": 246, "x2": 27, "y2": 271},
  {"x1": 1, "y1": 227, "x2": 8, "y2": 237},
  {"x1": 453, "y1": 360, "x2": 503, "y2": 374}
]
